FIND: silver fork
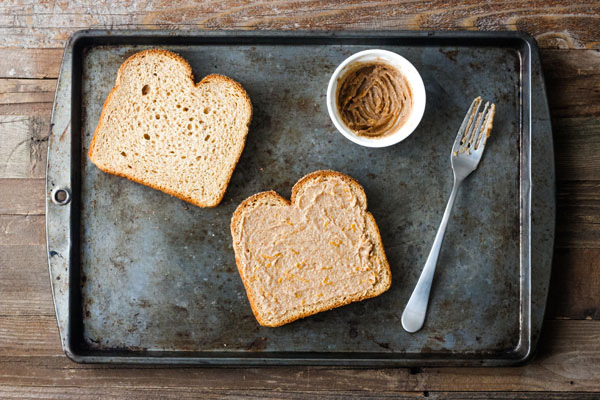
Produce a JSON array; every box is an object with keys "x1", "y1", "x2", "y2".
[{"x1": 401, "y1": 96, "x2": 496, "y2": 333}]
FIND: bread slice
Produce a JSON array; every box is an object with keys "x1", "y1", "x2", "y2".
[
  {"x1": 231, "y1": 170, "x2": 392, "y2": 327},
  {"x1": 88, "y1": 49, "x2": 252, "y2": 207}
]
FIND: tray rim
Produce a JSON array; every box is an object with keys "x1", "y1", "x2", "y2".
[{"x1": 46, "y1": 29, "x2": 555, "y2": 366}]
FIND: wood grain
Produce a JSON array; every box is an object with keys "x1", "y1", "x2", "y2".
[
  {"x1": 0, "y1": 116, "x2": 48, "y2": 179},
  {"x1": 0, "y1": 1, "x2": 599, "y2": 396},
  {"x1": 0, "y1": 245, "x2": 53, "y2": 317},
  {"x1": 0, "y1": 1, "x2": 597, "y2": 49},
  {"x1": 0, "y1": 214, "x2": 49, "y2": 316},
  {"x1": 543, "y1": 49, "x2": 600, "y2": 119},
  {"x1": 1, "y1": 388, "x2": 598, "y2": 400},
  {"x1": 0, "y1": 79, "x2": 56, "y2": 105},
  {"x1": 543, "y1": 49, "x2": 600, "y2": 183},
  {"x1": 0, "y1": 215, "x2": 45, "y2": 245},
  {"x1": 0, "y1": 316, "x2": 60, "y2": 357},
  {"x1": 0, "y1": 179, "x2": 45, "y2": 215},
  {"x1": 0, "y1": 102, "x2": 53, "y2": 117},
  {"x1": 556, "y1": 181, "x2": 600, "y2": 248},
  {"x1": 0, "y1": 48, "x2": 62, "y2": 79},
  {"x1": 554, "y1": 118, "x2": 600, "y2": 182},
  {"x1": 0, "y1": 387, "x2": 421, "y2": 400},
  {"x1": 0, "y1": 321, "x2": 598, "y2": 392},
  {"x1": 548, "y1": 248, "x2": 600, "y2": 320},
  {"x1": 0, "y1": 116, "x2": 36, "y2": 178}
]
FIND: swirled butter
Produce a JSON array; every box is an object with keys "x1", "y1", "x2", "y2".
[{"x1": 337, "y1": 62, "x2": 413, "y2": 138}]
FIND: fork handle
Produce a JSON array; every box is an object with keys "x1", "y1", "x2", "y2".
[{"x1": 401, "y1": 177, "x2": 462, "y2": 333}]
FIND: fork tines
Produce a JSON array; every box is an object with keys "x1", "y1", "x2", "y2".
[{"x1": 457, "y1": 96, "x2": 496, "y2": 154}]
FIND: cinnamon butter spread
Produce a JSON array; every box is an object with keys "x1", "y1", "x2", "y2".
[
  {"x1": 337, "y1": 62, "x2": 413, "y2": 137},
  {"x1": 236, "y1": 177, "x2": 383, "y2": 320}
]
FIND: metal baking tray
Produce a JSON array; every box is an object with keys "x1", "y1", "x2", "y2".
[{"x1": 46, "y1": 30, "x2": 554, "y2": 366}]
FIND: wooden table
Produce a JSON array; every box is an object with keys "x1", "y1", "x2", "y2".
[{"x1": 1, "y1": 1, "x2": 599, "y2": 398}]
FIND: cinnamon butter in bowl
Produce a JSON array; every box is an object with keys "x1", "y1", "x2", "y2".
[{"x1": 327, "y1": 49, "x2": 426, "y2": 148}]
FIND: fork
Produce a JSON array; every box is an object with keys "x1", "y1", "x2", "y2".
[{"x1": 401, "y1": 96, "x2": 496, "y2": 333}]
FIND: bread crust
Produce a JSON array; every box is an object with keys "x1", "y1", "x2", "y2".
[
  {"x1": 88, "y1": 49, "x2": 253, "y2": 208},
  {"x1": 230, "y1": 170, "x2": 392, "y2": 327}
]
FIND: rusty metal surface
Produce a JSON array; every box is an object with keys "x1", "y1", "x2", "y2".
[
  {"x1": 45, "y1": 36, "x2": 73, "y2": 358},
  {"x1": 46, "y1": 30, "x2": 554, "y2": 366}
]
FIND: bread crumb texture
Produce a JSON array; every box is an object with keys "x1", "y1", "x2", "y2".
[
  {"x1": 88, "y1": 49, "x2": 252, "y2": 207},
  {"x1": 231, "y1": 170, "x2": 392, "y2": 327}
]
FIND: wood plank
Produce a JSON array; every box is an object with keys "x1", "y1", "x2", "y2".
[
  {"x1": 0, "y1": 244, "x2": 53, "y2": 317},
  {"x1": 555, "y1": 118, "x2": 600, "y2": 182},
  {"x1": 0, "y1": 320, "x2": 598, "y2": 392},
  {"x1": 547, "y1": 248, "x2": 600, "y2": 320},
  {"x1": 0, "y1": 116, "x2": 49, "y2": 179},
  {"x1": 0, "y1": 388, "x2": 597, "y2": 400},
  {"x1": 0, "y1": 79, "x2": 56, "y2": 105},
  {"x1": 0, "y1": 48, "x2": 62, "y2": 79},
  {"x1": 7, "y1": 388, "x2": 596, "y2": 400},
  {"x1": 0, "y1": 179, "x2": 45, "y2": 215},
  {"x1": 0, "y1": 386, "x2": 413, "y2": 400},
  {"x1": 556, "y1": 181, "x2": 600, "y2": 248},
  {"x1": 0, "y1": 102, "x2": 53, "y2": 117},
  {"x1": 0, "y1": 386, "x2": 373, "y2": 400},
  {"x1": 0, "y1": 316, "x2": 59, "y2": 357},
  {"x1": 0, "y1": 215, "x2": 45, "y2": 245},
  {"x1": 543, "y1": 49, "x2": 600, "y2": 119},
  {"x1": 0, "y1": 116, "x2": 36, "y2": 178},
  {"x1": 420, "y1": 394, "x2": 598, "y2": 400},
  {"x1": 0, "y1": 1, "x2": 597, "y2": 49},
  {"x1": 543, "y1": 50, "x2": 600, "y2": 183},
  {"x1": 543, "y1": 49, "x2": 600, "y2": 80},
  {"x1": 0, "y1": 389, "x2": 597, "y2": 400},
  {"x1": 0, "y1": 219, "x2": 49, "y2": 315}
]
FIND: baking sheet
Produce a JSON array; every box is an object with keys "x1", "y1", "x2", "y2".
[{"x1": 46, "y1": 31, "x2": 554, "y2": 366}]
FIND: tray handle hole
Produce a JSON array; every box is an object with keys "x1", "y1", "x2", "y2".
[{"x1": 52, "y1": 188, "x2": 71, "y2": 206}]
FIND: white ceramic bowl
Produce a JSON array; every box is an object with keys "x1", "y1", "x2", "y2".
[{"x1": 326, "y1": 49, "x2": 426, "y2": 148}]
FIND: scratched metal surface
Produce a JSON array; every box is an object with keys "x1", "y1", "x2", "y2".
[{"x1": 47, "y1": 31, "x2": 554, "y2": 365}]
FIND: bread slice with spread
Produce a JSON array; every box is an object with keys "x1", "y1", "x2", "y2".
[{"x1": 231, "y1": 170, "x2": 391, "y2": 327}]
